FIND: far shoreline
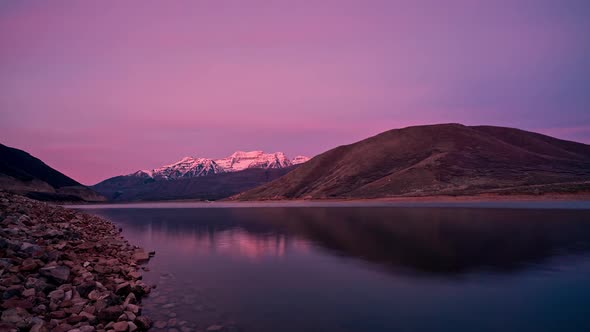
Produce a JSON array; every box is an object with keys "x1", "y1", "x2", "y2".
[{"x1": 64, "y1": 192, "x2": 590, "y2": 210}]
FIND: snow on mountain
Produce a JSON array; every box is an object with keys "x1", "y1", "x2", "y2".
[
  {"x1": 215, "y1": 151, "x2": 292, "y2": 171},
  {"x1": 132, "y1": 170, "x2": 154, "y2": 178},
  {"x1": 149, "y1": 157, "x2": 225, "y2": 180},
  {"x1": 130, "y1": 151, "x2": 309, "y2": 180},
  {"x1": 291, "y1": 155, "x2": 311, "y2": 165}
]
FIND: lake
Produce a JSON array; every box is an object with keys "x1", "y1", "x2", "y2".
[{"x1": 73, "y1": 202, "x2": 590, "y2": 332}]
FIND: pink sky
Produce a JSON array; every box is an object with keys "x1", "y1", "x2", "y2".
[{"x1": 1, "y1": 1, "x2": 589, "y2": 184}]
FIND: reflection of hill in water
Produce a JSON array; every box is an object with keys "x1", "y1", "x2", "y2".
[{"x1": 91, "y1": 207, "x2": 590, "y2": 275}]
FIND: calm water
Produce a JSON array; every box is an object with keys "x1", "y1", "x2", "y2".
[{"x1": 75, "y1": 203, "x2": 590, "y2": 332}]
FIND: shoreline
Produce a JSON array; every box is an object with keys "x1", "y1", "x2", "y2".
[
  {"x1": 0, "y1": 193, "x2": 154, "y2": 331},
  {"x1": 64, "y1": 192, "x2": 590, "y2": 208}
]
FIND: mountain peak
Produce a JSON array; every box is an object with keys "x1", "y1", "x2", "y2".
[
  {"x1": 292, "y1": 155, "x2": 311, "y2": 165},
  {"x1": 129, "y1": 150, "x2": 310, "y2": 180},
  {"x1": 230, "y1": 150, "x2": 264, "y2": 158},
  {"x1": 217, "y1": 151, "x2": 293, "y2": 171}
]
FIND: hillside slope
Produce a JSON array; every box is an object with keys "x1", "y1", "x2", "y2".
[
  {"x1": 236, "y1": 124, "x2": 590, "y2": 200},
  {"x1": 0, "y1": 144, "x2": 105, "y2": 202}
]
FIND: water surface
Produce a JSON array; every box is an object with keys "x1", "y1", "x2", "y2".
[{"x1": 77, "y1": 204, "x2": 590, "y2": 332}]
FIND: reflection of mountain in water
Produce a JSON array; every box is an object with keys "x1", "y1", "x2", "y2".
[{"x1": 90, "y1": 207, "x2": 590, "y2": 275}]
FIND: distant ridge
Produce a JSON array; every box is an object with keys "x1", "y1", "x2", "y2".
[
  {"x1": 130, "y1": 151, "x2": 309, "y2": 180},
  {"x1": 92, "y1": 166, "x2": 298, "y2": 202},
  {"x1": 235, "y1": 124, "x2": 590, "y2": 200},
  {"x1": 0, "y1": 144, "x2": 105, "y2": 202},
  {"x1": 92, "y1": 150, "x2": 309, "y2": 201}
]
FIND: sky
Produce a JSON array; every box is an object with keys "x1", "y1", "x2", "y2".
[{"x1": 1, "y1": 0, "x2": 589, "y2": 185}]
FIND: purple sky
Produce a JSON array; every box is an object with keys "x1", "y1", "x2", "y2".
[{"x1": 1, "y1": 1, "x2": 589, "y2": 185}]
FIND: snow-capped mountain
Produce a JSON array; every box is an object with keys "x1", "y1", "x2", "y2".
[
  {"x1": 291, "y1": 155, "x2": 311, "y2": 165},
  {"x1": 132, "y1": 151, "x2": 309, "y2": 180},
  {"x1": 215, "y1": 151, "x2": 292, "y2": 171}
]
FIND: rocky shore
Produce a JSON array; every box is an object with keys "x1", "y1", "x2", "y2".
[{"x1": 0, "y1": 192, "x2": 154, "y2": 332}]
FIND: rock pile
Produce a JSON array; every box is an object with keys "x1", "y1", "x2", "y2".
[{"x1": 0, "y1": 192, "x2": 154, "y2": 331}]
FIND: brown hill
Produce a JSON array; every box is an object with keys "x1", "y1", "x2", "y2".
[{"x1": 235, "y1": 124, "x2": 590, "y2": 200}]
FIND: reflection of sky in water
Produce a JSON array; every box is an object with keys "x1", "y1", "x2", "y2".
[
  {"x1": 82, "y1": 206, "x2": 590, "y2": 332},
  {"x1": 142, "y1": 225, "x2": 311, "y2": 260},
  {"x1": 126, "y1": 217, "x2": 312, "y2": 260},
  {"x1": 212, "y1": 231, "x2": 311, "y2": 260}
]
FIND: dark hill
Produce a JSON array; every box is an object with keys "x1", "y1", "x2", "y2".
[
  {"x1": 0, "y1": 144, "x2": 105, "y2": 202},
  {"x1": 92, "y1": 166, "x2": 298, "y2": 201},
  {"x1": 236, "y1": 124, "x2": 590, "y2": 200}
]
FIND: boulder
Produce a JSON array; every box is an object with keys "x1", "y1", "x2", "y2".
[
  {"x1": 39, "y1": 266, "x2": 70, "y2": 284},
  {"x1": 115, "y1": 282, "x2": 131, "y2": 295},
  {"x1": 77, "y1": 281, "x2": 96, "y2": 298},
  {"x1": 1, "y1": 298, "x2": 34, "y2": 310},
  {"x1": 0, "y1": 322, "x2": 18, "y2": 332},
  {"x1": 1, "y1": 307, "x2": 32, "y2": 329},
  {"x1": 127, "y1": 321, "x2": 138, "y2": 332},
  {"x1": 49, "y1": 310, "x2": 66, "y2": 319},
  {"x1": 97, "y1": 306, "x2": 123, "y2": 322},
  {"x1": 79, "y1": 311, "x2": 97, "y2": 323},
  {"x1": 20, "y1": 258, "x2": 40, "y2": 272},
  {"x1": 2, "y1": 286, "x2": 22, "y2": 300},
  {"x1": 125, "y1": 303, "x2": 140, "y2": 314},
  {"x1": 29, "y1": 321, "x2": 47, "y2": 332},
  {"x1": 22, "y1": 288, "x2": 36, "y2": 297},
  {"x1": 113, "y1": 321, "x2": 129, "y2": 331},
  {"x1": 123, "y1": 293, "x2": 137, "y2": 306},
  {"x1": 134, "y1": 316, "x2": 152, "y2": 330},
  {"x1": 21, "y1": 242, "x2": 44, "y2": 256},
  {"x1": 79, "y1": 325, "x2": 96, "y2": 332},
  {"x1": 48, "y1": 289, "x2": 65, "y2": 301},
  {"x1": 133, "y1": 251, "x2": 150, "y2": 263}
]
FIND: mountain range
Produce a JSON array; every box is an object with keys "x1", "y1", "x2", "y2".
[
  {"x1": 3, "y1": 124, "x2": 589, "y2": 203},
  {"x1": 0, "y1": 144, "x2": 105, "y2": 202},
  {"x1": 92, "y1": 151, "x2": 309, "y2": 201},
  {"x1": 236, "y1": 124, "x2": 590, "y2": 200},
  {"x1": 131, "y1": 151, "x2": 309, "y2": 180}
]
